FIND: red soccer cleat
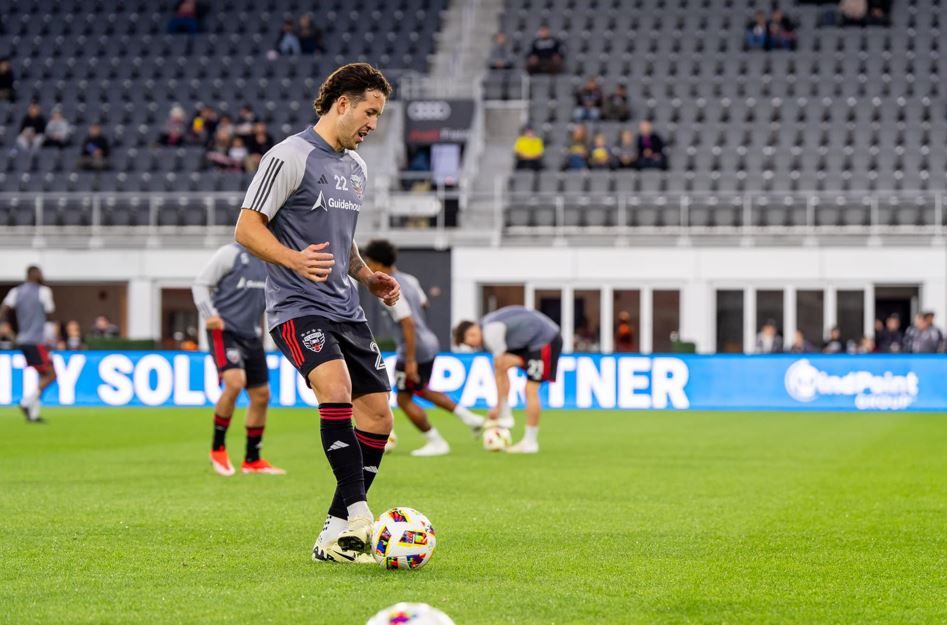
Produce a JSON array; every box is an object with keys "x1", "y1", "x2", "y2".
[
  {"x1": 210, "y1": 448, "x2": 235, "y2": 476},
  {"x1": 241, "y1": 458, "x2": 287, "y2": 475}
]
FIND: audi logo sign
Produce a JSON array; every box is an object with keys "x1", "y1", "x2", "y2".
[{"x1": 407, "y1": 101, "x2": 452, "y2": 121}]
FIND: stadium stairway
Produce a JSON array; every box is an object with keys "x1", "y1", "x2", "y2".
[{"x1": 429, "y1": 0, "x2": 508, "y2": 91}]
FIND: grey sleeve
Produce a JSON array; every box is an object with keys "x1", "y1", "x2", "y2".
[
  {"x1": 241, "y1": 140, "x2": 306, "y2": 220},
  {"x1": 192, "y1": 245, "x2": 239, "y2": 318},
  {"x1": 482, "y1": 321, "x2": 508, "y2": 356}
]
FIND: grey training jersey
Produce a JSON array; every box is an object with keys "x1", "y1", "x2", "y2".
[
  {"x1": 2, "y1": 282, "x2": 55, "y2": 344},
  {"x1": 384, "y1": 270, "x2": 440, "y2": 363},
  {"x1": 242, "y1": 127, "x2": 368, "y2": 330},
  {"x1": 192, "y1": 243, "x2": 267, "y2": 338},
  {"x1": 481, "y1": 306, "x2": 559, "y2": 355}
]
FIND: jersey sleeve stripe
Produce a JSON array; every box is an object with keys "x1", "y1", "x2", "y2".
[
  {"x1": 249, "y1": 158, "x2": 279, "y2": 211},
  {"x1": 252, "y1": 158, "x2": 285, "y2": 211}
]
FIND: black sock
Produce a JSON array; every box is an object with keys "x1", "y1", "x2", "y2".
[
  {"x1": 245, "y1": 425, "x2": 264, "y2": 462},
  {"x1": 319, "y1": 403, "x2": 366, "y2": 509},
  {"x1": 212, "y1": 413, "x2": 231, "y2": 450},
  {"x1": 328, "y1": 428, "x2": 390, "y2": 519}
]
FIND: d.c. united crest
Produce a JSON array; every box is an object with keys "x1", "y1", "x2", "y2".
[
  {"x1": 350, "y1": 173, "x2": 364, "y2": 199},
  {"x1": 302, "y1": 329, "x2": 326, "y2": 352}
]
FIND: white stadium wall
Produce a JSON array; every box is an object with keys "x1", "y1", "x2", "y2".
[{"x1": 1, "y1": 245, "x2": 944, "y2": 353}]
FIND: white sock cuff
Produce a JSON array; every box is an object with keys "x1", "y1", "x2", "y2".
[{"x1": 347, "y1": 500, "x2": 371, "y2": 520}]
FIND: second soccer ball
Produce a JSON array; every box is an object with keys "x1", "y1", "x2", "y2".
[{"x1": 482, "y1": 426, "x2": 512, "y2": 451}]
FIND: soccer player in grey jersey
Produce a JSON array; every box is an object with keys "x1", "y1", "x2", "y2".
[
  {"x1": 192, "y1": 242, "x2": 285, "y2": 477},
  {"x1": 1, "y1": 265, "x2": 56, "y2": 423},
  {"x1": 234, "y1": 63, "x2": 399, "y2": 564},
  {"x1": 453, "y1": 306, "x2": 563, "y2": 454},
  {"x1": 363, "y1": 240, "x2": 485, "y2": 457}
]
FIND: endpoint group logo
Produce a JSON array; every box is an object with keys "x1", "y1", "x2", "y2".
[{"x1": 784, "y1": 359, "x2": 919, "y2": 410}]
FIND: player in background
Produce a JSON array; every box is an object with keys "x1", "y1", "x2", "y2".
[
  {"x1": 1, "y1": 265, "x2": 56, "y2": 423},
  {"x1": 234, "y1": 63, "x2": 399, "y2": 564},
  {"x1": 453, "y1": 306, "x2": 563, "y2": 454},
  {"x1": 192, "y1": 242, "x2": 285, "y2": 476},
  {"x1": 362, "y1": 239, "x2": 484, "y2": 457}
]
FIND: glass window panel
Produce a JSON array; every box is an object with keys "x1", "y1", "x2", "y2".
[
  {"x1": 480, "y1": 284, "x2": 524, "y2": 316},
  {"x1": 652, "y1": 290, "x2": 680, "y2": 353},
  {"x1": 613, "y1": 289, "x2": 640, "y2": 352},
  {"x1": 716, "y1": 290, "x2": 744, "y2": 353},
  {"x1": 796, "y1": 289, "x2": 824, "y2": 349},
  {"x1": 574, "y1": 289, "x2": 601, "y2": 352}
]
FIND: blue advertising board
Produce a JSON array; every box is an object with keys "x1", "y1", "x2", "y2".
[{"x1": 0, "y1": 351, "x2": 944, "y2": 411}]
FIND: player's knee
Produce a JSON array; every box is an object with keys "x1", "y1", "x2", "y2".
[{"x1": 248, "y1": 385, "x2": 270, "y2": 404}]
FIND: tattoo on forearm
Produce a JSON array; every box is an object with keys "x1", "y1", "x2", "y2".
[{"x1": 348, "y1": 248, "x2": 367, "y2": 279}]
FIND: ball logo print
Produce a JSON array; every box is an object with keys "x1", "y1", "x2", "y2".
[{"x1": 302, "y1": 329, "x2": 326, "y2": 353}]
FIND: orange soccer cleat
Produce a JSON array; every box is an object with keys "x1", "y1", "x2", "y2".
[
  {"x1": 241, "y1": 458, "x2": 287, "y2": 475},
  {"x1": 210, "y1": 448, "x2": 235, "y2": 476}
]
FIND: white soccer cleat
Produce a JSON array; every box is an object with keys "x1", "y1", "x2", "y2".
[
  {"x1": 312, "y1": 540, "x2": 375, "y2": 564},
  {"x1": 410, "y1": 439, "x2": 450, "y2": 457},
  {"x1": 463, "y1": 414, "x2": 487, "y2": 432},
  {"x1": 506, "y1": 439, "x2": 539, "y2": 454},
  {"x1": 336, "y1": 515, "x2": 374, "y2": 553}
]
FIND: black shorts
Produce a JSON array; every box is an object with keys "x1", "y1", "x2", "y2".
[
  {"x1": 510, "y1": 334, "x2": 563, "y2": 383},
  {"x1": 394, "y1": 358, "x2": 435, "y2": 394},
  {"x1": 208, "y1": 329, "x2": 269, "y2": 388},
  {"x1": 19, "y1": 343, "x2": 53, "y2": 374},
  {"x1": 271, "y1": 315, "x2": 391, "y2": 396}
]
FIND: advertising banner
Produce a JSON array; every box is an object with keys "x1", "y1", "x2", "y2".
[
  {"x1": 0, "y1": 352, "x2": 944, "y2": 411},
  {"x1": 404, "y1": 99, "x2": 475, "y2": 146}
]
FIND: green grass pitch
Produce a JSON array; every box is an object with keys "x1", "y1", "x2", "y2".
[{"x1": 2, "y1": 406, "x2": 945, "y2": 624}]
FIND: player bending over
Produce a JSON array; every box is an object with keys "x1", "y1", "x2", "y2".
[
  {"x1": 453, "y1": 306, "x2": 562, "y2": 454},
  {"x1": 1, "y1": 265, "x2": 56, "y2": 423},
  {"x1": 234, "y1": 63, "x2": 398, "y2": 564},
  {"x1": 363, "y1": 239, "x2": 484, "y2": 457},
  {"x1": 192, "y1": 242, "x2": 285, "y2": 476}
]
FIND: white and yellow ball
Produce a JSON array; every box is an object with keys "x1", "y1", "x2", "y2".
[
  {"x1": 482, "y1": 425, "x2": 512, "y2": 451},
  {"x1": 371, "y1": 507, "x2": 436, "y2": 570}
]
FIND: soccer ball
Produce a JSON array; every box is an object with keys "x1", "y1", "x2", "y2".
[
  {"x1": 384, "y1": 430, "x2": 397, "y2": 454},
  {"x1": 482, "y1": 426, "x2": 512, "y2": 451},
  {"x1": 366, "y1": 603, "x2": 455, "y2": 625},
  {"x1": 371, "y1": 507, "x2": 436, "y2": 570}
]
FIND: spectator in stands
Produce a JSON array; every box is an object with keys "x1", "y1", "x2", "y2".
[
  {"x1": 839, "y1": 0, "x2": 868, "y2": 26},
  {"x1": 78, "y1": 123, "x2": 110, "y2": 170},
  {"x1": 62, "y1": 320, "x2": 86, "y2": 350},
  {"x1": 0, "y1": 321, "x2": 14, "y2": 350},
  {"x1": 745, "y1": 11, "x2": 770, "y2": 50},
  {"x1": 168, "y1": 0, "x2": 202, "y2": 34},
  {"x1": 189, "y1": 105, "x2": 217, "y2": 145},
  {"x1": 44, "y1": 109, "x2": 72, "y2": 149},
  {"x1": 612, "y1": 129, "x2": 637, "y2": 169},
  {"x1": 205, "y1": 127, "x2": 237, "y2": 170},
  {"x1": 215, "y1": 114, "x2": 234, "y2": 144},
  {"x1": 856, "y1": 335, "x2": 876, "y2": 354},
  {"x1": 159, "y1": 105, "x2": 187, "y2": 146},
  {"x1": 755, "y1": 319, "x2": 783, "y2": 353},
  {"x1": 788, "y1": 329, "x2": 816, "y2": 353},
  {"x1": 513, "y1": 125, "x2": 545, "y2": 171},
  {"x1": 297, "y1": 13, "x2": 326, "y2": 55},
  {"x1": 246, "y1": 122, "x2": 274, "y2": 172},
  {"x1": 904, "y1": 312, "x2": 943, "y2": 353},
  {"x1": 563, "y1": 123, "x2": 589, "y2": 170},
  {"x1": 526, "y1": 25, "x2": 564, "y2": 75},
  {"x1": 17, "y1": 101, "x2": 47, "y2": 152},
  {"x1": 602, "y1": 83, "x2": 631, "y2": 122},
  {"x1": 573, "y1": 77, "x2": 604, "y2": 122},
  {"x1": 488, "y1": 32, "x2": 515, "y2": 70},
  {"x1": 0, "y1": 58, "x2": 15, "y2": 102},
  {"x1": 275, "y1": 18, "x2": 301, "y2": 56},
  {"x1": 876, "y1": 313, "x2": 902, "y2": 352},
  {"x1": 588, "y1": 132, "x2": 612, "y2": 169},
  {"x1": 636, "y1": 120, "x2": 667, "y2": 170},
  {"x1": 90, "y1": 315, "x2": 119, "y2": 338},
  {"x1": 768, "y1": 8, "x2": 797, "y2": 49},
  {"x1": 228, "y1": 136, "x2": 249, "y2": 171},
  {"x1": 615, "y1": 311, "x2": 637, "y2": 352},
  {"x1": 822, "y1": 326, "x2": 845, "y2": 353},
  {"x1": 867, "y1": 0, "x2": 892, "y2": 25},
  {"x1": 234, "y1": 104, "x2": 256, "y2": 142}
]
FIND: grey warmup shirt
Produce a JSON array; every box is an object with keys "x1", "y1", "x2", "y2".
[
  {"x1": 480, "y1": 306, "x2": 559, "y2": 356},
  {"x1": 384, "y1": 270, "x2": 440, "y2": 363},
  {"x1": 242, "y1": 127, "x2": 369, "y2": 330},
  {"x1": 192, "y1": 243, "x2": 267, "y2": 339},
  {"x1": 2, "y1": 282, "x2": 54, "y2": 345}
]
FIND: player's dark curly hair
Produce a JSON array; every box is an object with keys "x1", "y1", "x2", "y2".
[
  {"x1": 314, "y1": 63, "x2": 392, "y2": 116},
  {"x1": 363, "y1": 239, "x2": 397, "y2": 267},
  {"x1": 452, "y1": 321, "x2": 476, "y2": 347}
]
